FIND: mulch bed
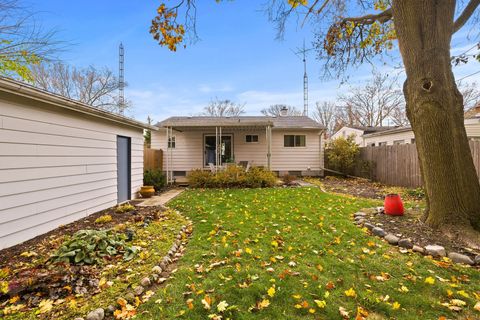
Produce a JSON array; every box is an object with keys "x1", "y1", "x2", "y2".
[
  {"x1": 321, "y1": 176, "x2": 387, "y2": 199},
  {"x1": 366, "y1": 208, "x2": 480, "y2": 259}
]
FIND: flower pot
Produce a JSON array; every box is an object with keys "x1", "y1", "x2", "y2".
[
  {"x1": 140, "y1": 186, "x2": 155, "y2": 198},
  {"x1": 384, "y1": 193, "x2": 404, "y2": 216}
]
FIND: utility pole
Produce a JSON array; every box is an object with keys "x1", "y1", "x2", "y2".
[{"x1": 118, "y1": 42, "x2": 125, "y2": 115}]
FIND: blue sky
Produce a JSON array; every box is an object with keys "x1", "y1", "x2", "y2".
[{"x1": 29, "y1": 1, "x2": 480, "y2": 123}]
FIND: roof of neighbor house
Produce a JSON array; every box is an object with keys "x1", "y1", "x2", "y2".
[
  {"x1": 157, "y1": 116, "x2": 325, "y2": 129},
  {"x1": 0, "y1": 76, "x2": 156, "y2": 130},
  {"x1": 341, "y1": 125, "x2": 399, "y2": 134},
  {"x1": 362, "y1": 126, "x2": 413, "y2": 138},
  {"x1": 464, "y1": 104, "x2": 480, "y2": 119}
]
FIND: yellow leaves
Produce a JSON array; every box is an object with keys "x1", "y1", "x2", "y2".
[
  {"x1": 474, "y1": 301, "x2": 480, "y2": 312},
  {"x1": 186, "y1": 298, "x2": 194, "y2": 310},
  {"x1": 392, "y1": 301, "x2": 401, "y2": 310},
  {"x1": 356, "y1": 306, "x2": 369, "y2": 319},
  {"x1": 456, "y1": 290, "x2": 469, "y2": 298},
  {"x1": 314, "y1": 299, "x2": 326, "y2": 308},
  {"x1": 398, "y1": 285, "x2": 409, "y2": 293},
  {"x1": 316, "y1": 264, "x2": 324, "y2": 272},
  {"x1": 294, "y1": 300, "x2": 309, "y2": 309},
  {"x1": 202, "y1": 295, "x2": 212, "y2": 310},
  {"x1": 267, "y1": 286, "x2": 276, "y2": 297},
  {"x1": 271, "y1": 240, "x2": 279, "y2": 248},
  {"x1": 36, "y1": 299, "x2": 53, "y2": 314},
  {"x1": 250, "y1": 298, "x2": 270, "y2": 311},
  {"x1": 441, "y1": 298, "x2": 467, "y2": 311},
  {"x1": 287, "y1": 0, "x2": 308, "y2": 9},
  {"x1": 344, "y1": 287, "x2": 357, "y2": 298},
  {"x1": 20, "y1": 251, "x2": 37, "y2": 257},
  {"x1": 245, "y1": 248, "x2": 253, "y2": 255},
  {"x1": 425, "y1": 277, "x2": 436, "y2": 285},
  {"x1": 216, "y1": 300, "x2": 228, "y2": 312}
]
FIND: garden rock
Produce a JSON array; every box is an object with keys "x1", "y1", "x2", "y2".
[
  {"x1": 385, "y1": 234, "x2": 399, "y2": 245},
  {"x1": 133, "y1": 285, "x2": 144, "y2": 296},
  {"x1": 86, "y1": 308, "x2": 104, "y2": 320},
  {"x1": 355, "y1": 218, "x2": 365, "y2": 225},
  {"x1": 106, "y1": 305, "x2": 116, "y2": 315},
  {"x1": 425, "y1": 245, "x2": 446, "y2": 257},
  {"x1": 398, "y1": 238, "x2": 414, "y2": 249},
  {"x1": 372, "y1": 227, "x2": 386, "y2": 237},
  {"x1": 475, "y1": 255, "x2": 480, "y2": 265},
  {"x1": 412, "y1": 245, "x2": 424, "y2": 254},
  {"x1": 447, "y1": 252, "x2": 474, "y2": 265},
  {"x1": 125, "y1": 293, "x2": 135, "y2": 302},
  {"x1": 364, "y1": 222, "x2": 375, "y2": 230},
  {"x1": 140, "y1": 277, "x2": 151, "y2": 287},
  {"x1": 354, "y1": 212, "x2": 367, "y2": 218},
  {"x1": 74, "y1": 318, "x2": 85, "y2": 320},
  {"x1": 152, "y1": 266, "x2": 162, "y2": 274}
]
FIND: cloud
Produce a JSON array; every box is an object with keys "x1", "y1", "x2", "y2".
[{"x1": 198, "y1": 83, "x2": 234, "y2": 93}]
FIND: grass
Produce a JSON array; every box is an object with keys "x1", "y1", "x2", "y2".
[{"x1": 137, "y1": 187, "x2": 480, "y2": 320}]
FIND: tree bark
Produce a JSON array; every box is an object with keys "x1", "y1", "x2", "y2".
[{"x1": 392, "y1": 0, "x2": 480, "y2": 235}]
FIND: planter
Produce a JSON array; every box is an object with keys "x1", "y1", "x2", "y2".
[
  {"x1": 384, "y1": 194, "x2": 404, "y2": 216},
  {"x1": 140, "y1": 186, "x2": 155, "y2": 198}
]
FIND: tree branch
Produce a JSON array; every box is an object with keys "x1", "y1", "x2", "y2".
[
  {"x1": 342, "y1": 8, "x2": 392, "y2": 25},
  {"x1": 453, "y1": 0, "x2": 480, "y2": 34}
]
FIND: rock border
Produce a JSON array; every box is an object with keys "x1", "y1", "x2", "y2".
[
  {"x1": 76, "y1": 208, "x2": 193, "y2": 320},
  {"x1": 353, "y1": 208, "x2": 480, "y2": 267}
]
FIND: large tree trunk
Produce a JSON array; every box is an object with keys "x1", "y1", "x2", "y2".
[{"x1": 392, "y1": 0, "x2": 480, "y2": 240}]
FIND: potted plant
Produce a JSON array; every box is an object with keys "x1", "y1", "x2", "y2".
[{"x1": 139, "y1": 185, "x2": 155, "y2": 198}]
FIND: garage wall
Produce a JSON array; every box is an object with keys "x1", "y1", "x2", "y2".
[{"x1": 0, "y1": 95, "x2": 144, "y2": 249}]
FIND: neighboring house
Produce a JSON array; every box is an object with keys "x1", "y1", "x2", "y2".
[
  {"x1": 363, "y1": 118, "x2": 480, "y2": 146},
  {"x1": 151, "y1": 116, "x2": 325, "y2": 181},
  {"x1": 329, "y1": 126, "x2": 398, "y2": 146},
  {"x1": 0, "y1": 77, "x2": 153, "y2": 249}
]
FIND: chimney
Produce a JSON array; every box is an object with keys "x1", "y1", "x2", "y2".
[{"x1": 280, "y1": 106, "x2": 288, "y2": 117}]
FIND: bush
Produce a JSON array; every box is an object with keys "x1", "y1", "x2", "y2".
[
  {"x1": 325, "y1": 135, "x2": 360, "y2": 175},
  {"x1": 50, "y1": 229, "x2": 138, "y2": 265},
  {"x1": 144, "y1": 169, "x2": 166, "y2": 191},
  {"x1": 115, "y1": 203, "x2": 135, "y2": 213},
  {"x1": 94, "y1": 214, "x2": 112, "y2": 224},
  {"x1": 187, "y1": 165, "x2": 277, "y2": 188}
]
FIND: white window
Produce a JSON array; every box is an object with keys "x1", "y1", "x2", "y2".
[
  {"x1": 378, "y1": 141, "x2": 387, "y2": 146},
  {"x1": 168, "y1": 136, "x2": 176, "y2": 148},
  {"x1": 393, "y1": 140, "x2": 404, "y2": 145},
  {"x1": 284, "y1": 135, "x2": 306, "y2": 147},
  {"x1": 245, "y1": 134, "x2": 259, "y2": 143}
]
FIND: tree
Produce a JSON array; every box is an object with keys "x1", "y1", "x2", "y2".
[
  {"x1": 312, "y1": 101, "x2": 338, "y2": 136},
  {"x1": 144, "y1": 116, "x2": 153, "y2": 148},
  {"x1": 0, "y1": 0, "x2": 60, "y2": 81},
  {"x1": 458, "y1": 81, "x2": 480, "y2": 110},
  {"x1": 337, "y1": 72, "x2": 405, "y2": 127},
  {"x1": 202, "y1": 98, "x2": 245, "y2": 116},
  {"x1": 31, "y1": 62, "x2": 130, "y2": 113},
  {"x1": 149, "y1": 1, "x2": 480, "y2": 243},
  {"x1": 260, "y1": 104, "x2": 302, "y2": 116}
]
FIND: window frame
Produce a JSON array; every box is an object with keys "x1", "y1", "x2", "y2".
[
  {"x1": 284, "y1": 134, "x2": 306, "y2": 148},
  {"x1": 245, "y1": 134, "x2": 259, "y2": 143},
  {"x1": 168, "y1": 135, "x2": 176, "y2": 149}
]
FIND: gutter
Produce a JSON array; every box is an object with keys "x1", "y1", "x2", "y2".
[{"x1": 0, "y1": 77, "x2": 158, "y2": 131}]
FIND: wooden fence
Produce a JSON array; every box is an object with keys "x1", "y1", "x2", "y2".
[
  {"x1": 144, "y1": 148, "x2": 163, "y2": 171},
  {"x1": 356, "y1": 141, "x2": 480, "y2": 188}
]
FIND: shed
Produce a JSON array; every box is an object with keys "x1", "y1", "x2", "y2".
[{"x1": 0, "y1": 77, "x2": 154, "y2": 249}]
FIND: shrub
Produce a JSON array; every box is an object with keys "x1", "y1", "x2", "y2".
[
  {"x1": 325, "y1": 135, "x2": 360, "y2": 175},
  {"x1": 94, "y1": 214, "x2": 112, "y2": 224},
  {"x1": 144, "y1": 169, "x2": 166, "y2": 191},
  {"x1": 187, "y1": 165, "x2": 277, "y2": 188},
  {"x1": 50, "y1": 229, "x2": 138, "y2": 265},
  {"x1": 282, "y1": 174, "x2": 297, "y2": 185},
  {"x1": 115, "y1": 203, "x2": 135, "y2": 213}
]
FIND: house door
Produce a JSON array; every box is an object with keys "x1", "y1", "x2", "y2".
[
  {"x1": 117, "y1": 136, "x2": 131, "y2": 203},
  {"x1": 204, "y1": 135, "x2": 233, "y2": 166}
]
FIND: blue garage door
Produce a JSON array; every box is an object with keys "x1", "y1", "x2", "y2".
[{"x1": 117, "y1": 136, "x2": 131, "y2": 203}]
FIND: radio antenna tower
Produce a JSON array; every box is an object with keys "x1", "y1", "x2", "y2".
[
  {"x1": 118, "y1": 42, "x2": 125, "y2": 115},
  {"x1": 293, "y1": 40, "x2": 313, "y2": 116}
]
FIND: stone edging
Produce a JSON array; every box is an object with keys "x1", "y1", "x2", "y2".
[
  {"x1": 76, "y1": 208, "x2": 193, "y2": 320},
  {"x1": 353, "y1": 208, "x2": 480, "y2": 267}
]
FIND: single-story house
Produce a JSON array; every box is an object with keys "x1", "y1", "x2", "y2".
[
  {"x1": 151, "y1": 116, "x2": 326, "y2": 182},
  {"x1": 329, "y1": 125, "x2": 398, "y2": 146},
  {"x1": 0, "y1": 77, "x2": 154, "y2": 249},
  {"x1": 363, "y1": 118, "x2": 480, "y2": 146}
]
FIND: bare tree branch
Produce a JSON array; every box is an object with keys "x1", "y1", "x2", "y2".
[
  {"x1": 201, "y1": 98, "x2": 246, "y2": 116},
  {"x1": 453, "y1": 0, "x2": 480, "y2": 33},
  {"x1": 260, "y1": 104, "x2": 302, "y2": 116}
]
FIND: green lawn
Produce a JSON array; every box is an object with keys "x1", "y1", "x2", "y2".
[{"x1": 137, "y1": 187, "x2": 480, "y2": 319}]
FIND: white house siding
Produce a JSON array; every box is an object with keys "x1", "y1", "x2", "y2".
[
  {"x1": 0, "y1": 95, "x2": 143, "y2": 249},
  {"x1": 271, "y1": 130, "x2": 322, "y2": 174},
  {"x1": 151, "y1": 128, "x2": 323, "y2": 175},
  {"x1": 330, "y1": 127, "x2": 365, "y2": 146},
  {"x1": 363, "y1": 130, "x2": 415, "y2": 146}
]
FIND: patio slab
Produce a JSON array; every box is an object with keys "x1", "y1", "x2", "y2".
[{"x1": 137, "y1": 188, "x2": 185, "y2": 207}]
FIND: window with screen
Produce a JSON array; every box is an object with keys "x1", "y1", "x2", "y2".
[
  {"x1": 168, "y1": 136, "x2": 176, "y2": 148},
  {"x1": 245, "y1": 135, "x2": 259, "y2": 143},
  {"x1": 284, "y1": 135, "x2": 306, "y2": 147}
]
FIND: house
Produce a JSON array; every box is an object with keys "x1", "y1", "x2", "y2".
[
  {"x1": 151, "y1": 115, "x2": 325, "y2": 182},
  {"x1": 0, "y1": 77, "x2": 154, "y2": 249},
  {"x1": 329, "y1": 125, "x2": 398, "y2": 146},
  {"x1": 363, "y1": 118, "x2": 480, "y2": 146}
]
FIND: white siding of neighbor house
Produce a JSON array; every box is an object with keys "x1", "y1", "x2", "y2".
[
  {"x1": 330, "y1": 127, "x2": 365, "y2": 146},
  {"x1": 0, "y1": 96, "x2": 144, "y2": 249},
  {"x1": 151, "y1": 128, "x2": 323, "y2": 174},
  {"x1": 362, "y1": 121, "x2": 480, "y2": 146}
]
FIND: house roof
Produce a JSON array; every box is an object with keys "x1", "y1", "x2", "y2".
[
  {"x1": 0, "y1": 76, "x2": 156, "y2": 130},
  {"x1": 464, "y1": 104, "x2": 480, "y2": 119},
  {"x1": 362, "y1": 126, "x2": 413, "y2": 138},
  {"x1": 342, "y1": 125, "x2": 399, "y2": 134},
  {"x1": 157, "y1": 116, "x2": 325, "y2": 130}
]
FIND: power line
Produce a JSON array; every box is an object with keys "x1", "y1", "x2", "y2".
[{"x1": 457, "y1": 70, "x2": 480, "y2": 82}]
